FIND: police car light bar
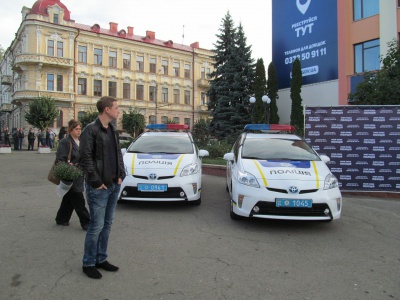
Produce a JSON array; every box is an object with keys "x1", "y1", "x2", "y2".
[
  {"x1": 146, "y1": 124, "x2": 189, "y2": 130},
  {"x1": 244, "y1": 124, "x2": 296, "y2": 132}
]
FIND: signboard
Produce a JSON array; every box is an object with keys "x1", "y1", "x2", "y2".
[
  {"x1": 272, "y1": 0, "x2": 338, "y2": 89},
  {"x1": 305, "y1": 106, "x2": 400, "y2": 192}
]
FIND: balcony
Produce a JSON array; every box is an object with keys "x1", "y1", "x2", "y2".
[
  {"x1": 13, "y1": 90, "x2": 74, "y2": 102},
  {"x1": 197, "y1": 78, "x2": 210, "y2": 88},
  {"x1": 0, "y1": 103, "x2": 14, "y2": 112},
  {"x1": 13, "y1": 54, "x2": 74, "y2": 71},
  {"x1": 1, "y1": 75, "x2": 12, "y2": 85}
]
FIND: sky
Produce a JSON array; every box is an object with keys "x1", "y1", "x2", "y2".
[{"x1": 1, "y1": 0, "x2": 272, "y2": 64}]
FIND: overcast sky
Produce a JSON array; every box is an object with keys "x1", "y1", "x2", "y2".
[{"x1": 1, "y1": 0, "x2": 272, "y2": 64}]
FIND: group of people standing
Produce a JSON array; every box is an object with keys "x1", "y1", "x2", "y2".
[
  {"x1": 54, "y1": 96, "x2": 125, "y2": 280},
  {"x1": 2, "y1": 127, "x2": 58, "y2": 150}
]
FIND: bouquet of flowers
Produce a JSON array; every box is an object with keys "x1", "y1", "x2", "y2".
[{"x1": 52, "y1": 161, "x2": 83, "y2": 183}]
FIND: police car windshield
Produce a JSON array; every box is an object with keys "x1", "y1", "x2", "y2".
[
  {"x1": 242, "y1": 138, "x2": 320, "y2": 161},
  {"x1": 127, "y1": 135, "x2": 194, "y2": 154}
]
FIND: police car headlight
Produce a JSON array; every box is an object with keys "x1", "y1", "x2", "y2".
[
  {"x1": 181, "y1": 163, "x2": 199, "y2": 177},
  {"x1": 238, "y1": 171, "x2": 259, "y2": 188},
  {"x1": 324, "y1": 173, "x2": 339, "y2": 190}
]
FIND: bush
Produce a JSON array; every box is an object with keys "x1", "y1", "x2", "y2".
[
  {"x1": 53, "y1": 162, "x2": 83, "y2": 182},
  {"x1": 204, "y1": 140, "x2": 232, "y2": 159}
]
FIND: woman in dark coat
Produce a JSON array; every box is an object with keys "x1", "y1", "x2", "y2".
[{"x1": 55, "y1": 119, "x2": 90, "y2": 230}]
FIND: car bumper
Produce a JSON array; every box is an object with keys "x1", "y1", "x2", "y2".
[
  {"x1": 231, "y1": 185, "x2": 342, "y2": 220},
  {"x1": 118, "y1": 174, "x2": 201, "y2": 202}
]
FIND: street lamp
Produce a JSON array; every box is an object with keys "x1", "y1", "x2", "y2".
[{"x1": 249, "y1": 95, "x2": 271, "y2": 123}]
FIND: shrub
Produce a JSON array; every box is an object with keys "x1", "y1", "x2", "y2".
[{"x1": 53, "y1": 162, "x2": 83, "y2": 182}]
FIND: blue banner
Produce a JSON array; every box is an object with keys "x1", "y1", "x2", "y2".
[{"x1": 272, "y1": 0, "x2": 338, "y2": 89}]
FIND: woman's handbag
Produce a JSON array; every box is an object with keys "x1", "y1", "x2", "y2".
[{"x1": 47, "y1": 140, "x2": 72, "y2": 185}]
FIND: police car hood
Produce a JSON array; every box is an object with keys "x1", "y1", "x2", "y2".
[
  {"x1": 124, "y1": 153, "x2": 195, "y2": 176},
  {"x1": 242, "y1": 159, "x2": 330, "y2": 188}
]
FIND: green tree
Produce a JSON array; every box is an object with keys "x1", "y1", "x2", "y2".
[
  {"x1": 25, "y1": 96, "x2": 59, "y2": 130},
  {"x1": 192, "y1": 117, "x2": 210, "y2": 149},
  {"x1": 290, "y1": 58, "x2": 304, "y2": 137},
  {"x1": 0, "y1": 45, "x2": 4, "y2": 61},
  {"x1": 79, "y1": 109, "x2": 98, "y2": 129},
  {"x1": 208, "y1": 12, "x2": 254, "y2": 141},
  {"x1": 267, "y1": 62, "x2": 280, "y2": 124},
  {"x1": 252, "y1": 58, "x2": 267, "y2": 124},
  {"x1": 121, "y1": 107, "x2": 145, "y2": 138},
  {"x1": 348, "y1": 39, "x2": 400, "y2": 104}
]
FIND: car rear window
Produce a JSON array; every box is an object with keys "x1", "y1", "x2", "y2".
[
  {"x1": 128, "y1": 135, "x2": 194, "y2": 154},
  {"x1": 242, "y1": 138, "x2": 320, "y2": 161}
]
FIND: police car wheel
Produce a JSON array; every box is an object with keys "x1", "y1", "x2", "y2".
[
  {"x1": 190, "y1": 198, "x2": 201, "y2": 206},
  {"x1": 230, "y1": 200, "x2": 242, "y2": 220}
]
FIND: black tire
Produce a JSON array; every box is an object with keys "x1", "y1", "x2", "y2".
[
  {"x1": 230, "y1": 200, "x2": 242, "y2": 220},
  {"x1": 191, "y1": 198, "x2": 201, "y2": 206}
]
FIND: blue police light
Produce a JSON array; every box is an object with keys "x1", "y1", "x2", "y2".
[
  {"x1": 146, "y1": 124, "x2": 189, "y2": 130},
  {"x1": 244, "y1": 124, "x2": 296, "y2": 132}
]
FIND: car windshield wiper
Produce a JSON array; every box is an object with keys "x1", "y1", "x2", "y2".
[{"x1": 242, "y1": 156, "x2": 263, "y2": 160}]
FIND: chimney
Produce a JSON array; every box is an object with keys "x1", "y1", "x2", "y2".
[
  {"x1": 127, "y1": 26, "x2": 134, "y2": 36},
  {"x1": 146, "y1": 30, "x2": 155, "y2": 39},
  {"x1": 109, "y1": 22, "x2": 118, "y2": 33},
  {"x1": 190, "y1": 42, "x2": 199, "y2": 49}
]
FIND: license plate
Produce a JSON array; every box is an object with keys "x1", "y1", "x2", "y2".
[
  {"x1": 138, "y1": 184, "x2": 167, "y2": 192},
  {"x1": 276, "y1": 198, "x2": 312, "y2": 208}
]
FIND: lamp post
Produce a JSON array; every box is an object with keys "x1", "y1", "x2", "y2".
[{"x1": 249, "y1": 95, "x2": 271, "y2": 124}]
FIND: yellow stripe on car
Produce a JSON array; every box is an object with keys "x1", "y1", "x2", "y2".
[
  {"x1": 311, "y1": 161, "x2": 320, "y2": 188},
  {"x1": 131, "y1": 154, "x2": 136, "y2": 175},
  {"x1": 174, "y1": 154, "x2": 185, "y2": 175},
  {"x1": 253, "y1": 160, "x2": 268, "y2": 187}
]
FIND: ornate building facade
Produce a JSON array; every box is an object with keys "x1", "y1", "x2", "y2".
[{"x1": 0, "y1": 0, "x2": 213, "y2": 132}]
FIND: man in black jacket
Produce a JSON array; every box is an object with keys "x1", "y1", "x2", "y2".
[{"x1": 79, "y1": 96, "x2": 126, "y2": 279}]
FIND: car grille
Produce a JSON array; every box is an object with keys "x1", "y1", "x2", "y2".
[
  {"x1": 266, "y1": 187, "x2": 319, "y2": 194},
  {"x1": 251, "y1": 201, "x2": 330, "y2": 217},
  {"x1": 121, "y1": 186, "x2": 186, "y2": 199},
  {"x1": 133, "y1": 175, "x2": 175, "y2": 180}
]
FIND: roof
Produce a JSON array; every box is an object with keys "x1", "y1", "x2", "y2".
[{"x1": 30, "y1": 0, "x2": 71, "y2": 21}]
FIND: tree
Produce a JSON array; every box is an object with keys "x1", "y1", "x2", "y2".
[
  {"x1": 79, "y1": 109, "x2": 98, "y2": 129},
  {"x1": 0, "y1": 45, "x2": 4, "y2": 61},
  {"x1": 208, "y1": 12, "x2": 254, "y2": 141},
  {"x1": 25, "y1": 96, "x2": 59, "y2": 130},
  {"x1": 192, "y1": 117, "x2": 210, "y2": 149},
  {"x1": 252, "y1": 58, "x2": 267, "y2": 124},
  {"x1": 290, "y1": 58, "x2": 304, "y2": 137},
  {"x1": 121, "y1": 107, "x2": 145, "y2": 138},
  {"x1": 348, "y1": 39, "x2": 400, "y2": 104},
  {"x1": 267, "y1": 62, "x2": 280, "y2": 124}
]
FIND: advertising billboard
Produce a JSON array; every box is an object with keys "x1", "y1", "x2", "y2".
[
  {"x1": 272, "y1": 0, "x2": 338, "y2": 89},
  {"x1": 305, "y1": 106, "x2": 400, "y2": 192}
]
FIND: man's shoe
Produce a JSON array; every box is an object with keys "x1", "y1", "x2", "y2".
[
  {"x1": 56, "y1": 222, "x2": 69, "y2": 226},
  {"x1": 95, "y1": 261, "x2": 119, "y2": 272},
  {"x1": 82, "y1": 266, "x2": 102, "y2": 279}
]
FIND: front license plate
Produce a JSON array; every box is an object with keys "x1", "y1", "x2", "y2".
[
  {"x1": 275, "y1": 198, "x2": 312, "y2": 208},
  {"x1": 138, "y1": 184, "x2": 168, "y2": 192}
]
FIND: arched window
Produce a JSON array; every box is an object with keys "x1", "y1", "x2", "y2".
[
  {"x1": 56, "y1": 110, "x2": 63, "y2": 128},
  {"x1": 149, "y1": 115, "x2": 156, "y2": 124},
  {"x1": 161, "y1": 116, "x2": 167, "y2": 124},
  {"x1": 77, "y1": 111, "x2": 85, "y2": 122}
]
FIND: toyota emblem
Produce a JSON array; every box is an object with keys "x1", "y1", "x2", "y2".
[
  {"x1": 148, "y1": 173, "x2": 157, "y2": 180},
  {"x1": 288, "y1": 186, "x2": 299, "y2": 194}
]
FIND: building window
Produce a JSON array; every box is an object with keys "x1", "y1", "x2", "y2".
[
  {"x1": 57, "y1": 111, "x2": 63, "y2": 128},
  {"x1": 109, "y1": 51, "x2": 117, "y2": 68},
  {"x1": 162, "y1": 59, "x2": 168, "y2": 75},
  {"x1": 173, "y1": 62, "x2": 180, "y2": 77},
  {"x1": 78, "y1": 78, "x2": 87, "y2": 95},
  {"x1": 173, "y1": 89, "x2": 180, "y2": 104},
  {"x1": 201, "y1": 67, "x2": 206, "y2": 79},
  {"x1": 94, "y1": 79, "x2": 102, "y2": 96},
  {"x1": 173, "y1": 117, "x2": 180, "y2": 124},
  {"x1": 94, "y1": 48, "x2": 103, "y2": 65},
  {"x1": 184, "y1": 118, "x2": 190, "y2": 129},
  {"x1": 57, "y1": 41, "x2": 63, "y2": 57},
  {"x1": 149, "y1": 115, "x2": 156, "y2": 124},
  {"x1": 162, "y1": 87, "x2": 168, "y2": 103},
  {"x1": 353, "y1": 0, "x2": 379, "y2": 21},
  {"x1": 149, "y1": 57, "x2": 156, "y2": 73},
  {"x1": 354, "y1": 39, "x2": 380, "y2": 73},
  {"x1": 57, "y1": 75, "x2": 63, "y2": 91},
  {"x1": 201, "y1": 92, "x2": 207, "y2": 105},
  {"x1": 206, "y1": 68, "x2": 211, "y2": 78},
  {"x1": 109, "y1": 82, "x2": 117, "y2": 97},
  {"x1": 78, "y1": 111, "x2": 85, "y2": 121},
  {"x1": 123, "y1": 83, "x2": 130, "y2": 99},
  {"x1": 48, "y1": 40, "x2": 54, "y2": 56},
  {"x1": 184, "y1": 64, "x2": 191, "y2": 79},
  {"x1": 53, "y1": 13, "x2": 59, "y2": 24},
  {"x1": 123, "y1": 53, "x2": 131, "y2": 69},
  {"x1": 136, "y1": 55, "x2": 144, "y2": 72},
  {"x1": 184, "y1": 90, "x2": 191, "y2": 105},
  {"x1": 136, "y1": 84, "x2": 144, "y2": 100},
  {"x1": 78, "y1": 46, "x2": 87, "y2": 63},
  {"x1": 161, "y1": 116, "x2": 168, "y2": 124},
  {"x1": 47, "y1": 74, "x2": 54, "y2": 90},
  {"x1": 149, "y1": 86, "x2": 157, "y2": 101}
]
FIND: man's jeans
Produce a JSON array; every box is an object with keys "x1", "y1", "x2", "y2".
[{"x1": 82, "y1": 182, "x2": 120, "y2": 267}]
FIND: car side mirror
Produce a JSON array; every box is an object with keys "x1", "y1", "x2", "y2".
[
  {"x1": 223, "y1": 152, "x2": 234, "y2": 162},
  {"x1": 121, "y1": 148, "x2": 127, "y2": 156},
  {"x1": 319, "y1": 154, "x2": 330, "y2": 163},
  {"x1": 199, "y1": 149, "x2": 209, "y2": 157}
]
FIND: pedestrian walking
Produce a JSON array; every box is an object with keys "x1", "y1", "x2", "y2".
[
  {"x1": 17, "y1": 128, "x2": 25, "y2": 150},
  {"x1": 55, "y1": 119, "x2": 90, "y2": 230},
  {"x1": 36, "y1": 130, "x2": 41, "y2": 148},
  {"x1": 40, "y1": 129, "x2": 46, "y2": 147},
  {"x1": 79, "y1": 96, "x2": 125, "y2": 279},
  {"x1": 13, "y1": 129, "x2": 19, "y2": 150},
  {"x1": 3, "y1": 127, "x2": 11, "y2": 147},
  {"x1": 27, "y1": 128, "x2": 35, "y2": 150},
  {"x1": 49, "y1": 129, "x2": 55, "y2": 149}
]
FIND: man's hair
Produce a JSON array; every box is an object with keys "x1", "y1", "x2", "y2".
[{"x1": 96, "y1": 96, "x2": 117, "y2": 113}]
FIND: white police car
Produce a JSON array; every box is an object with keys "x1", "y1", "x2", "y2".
[
  {"x1": 223, "y1": 124, "x2": 342, "y2": 221},
  {"x1": 118, "y1": 124, "x2": 209, "y2": 205}
]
